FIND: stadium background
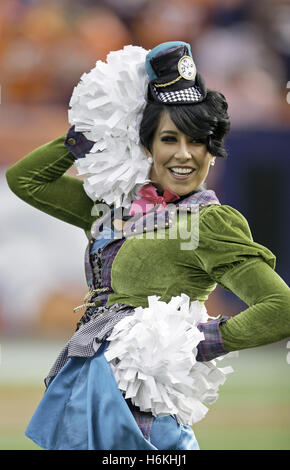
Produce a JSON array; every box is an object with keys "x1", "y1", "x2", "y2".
[{"x1": 0, "y1": 0, "x2": 289, "y2": 450}]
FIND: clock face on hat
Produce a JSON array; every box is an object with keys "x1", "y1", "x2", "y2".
[{"x1": 178, "y1": 56, "x2": 196, "y2": 80}]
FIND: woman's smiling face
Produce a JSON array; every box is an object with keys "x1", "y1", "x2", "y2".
[{"x1": 146, "y1": 111, "x2": 215, "y2": 195}]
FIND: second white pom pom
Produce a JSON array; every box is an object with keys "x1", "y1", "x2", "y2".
[{"x1": 105, "y1": 294, "x2": 233, "y2": 425}]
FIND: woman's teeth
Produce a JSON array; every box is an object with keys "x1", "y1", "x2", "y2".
[{"x1": 169, "y1": 167, "x2": 195, "y2": 175}]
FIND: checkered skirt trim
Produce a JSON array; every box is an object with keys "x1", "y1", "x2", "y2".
[{"x1": 44, "y1": 303, "x2": 135, "y2": 387}]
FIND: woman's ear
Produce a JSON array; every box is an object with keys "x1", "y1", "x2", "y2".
[
  {"x1": 207, "y1": 152, "x2": 215, "y2": 166},
  {"x1": 144, "y1": 146, "x2": 153, "y2": 164}
]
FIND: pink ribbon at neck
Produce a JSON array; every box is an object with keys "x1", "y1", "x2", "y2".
[{"x1": 129, "y1": 183, "x2": 180, "y2": 216}]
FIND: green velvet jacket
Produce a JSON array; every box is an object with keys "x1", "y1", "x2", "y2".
[{"x1": 6, "y1": 134, "x2": 290, "y2": 353}]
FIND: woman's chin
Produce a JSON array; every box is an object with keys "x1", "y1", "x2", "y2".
[
  {"x1": 165, "y1": 180, "x2": 199, "y2": 196},
  {"x1": 151, "y1": 173, "x2": 202, "y2": 196}
]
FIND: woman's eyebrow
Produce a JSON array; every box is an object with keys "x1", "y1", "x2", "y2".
[{"x1": 160, "y1": 130, "x2": 178, "y2": 135}]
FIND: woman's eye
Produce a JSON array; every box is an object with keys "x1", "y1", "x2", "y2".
[
  {"x1": 160, "y1": 136, "x2": 206, "y2": 144},
  {"x1": 190, "y1": 139, "x2": 205, "y2": 144},
  {"x1": 161, "y1": 136, "x2": 176, "y2": 142}
]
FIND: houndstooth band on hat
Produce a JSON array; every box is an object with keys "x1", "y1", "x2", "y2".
[{"x1": 158, "y1": 86, "x2": 203, "y2": 104}]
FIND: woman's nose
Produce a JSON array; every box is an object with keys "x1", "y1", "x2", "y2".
[{"x1": 174, "y1": 141, "x2": 191, "y2": 160}]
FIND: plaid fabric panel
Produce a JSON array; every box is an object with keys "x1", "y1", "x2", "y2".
[
  {"x1": 64, "y1": 126, "x2": 94, "y2": 159},
  {"x1": 125, "y1": 189, "x2": 220, "y2": 237},
  {"x1": 126, "y1": 400, "x2": 154, "y2": 441},
  {"x1": 181, "y1": 189, "x2": 220, "y2": 207},
  {"x1": 87, "y1": 238, "x2": 127, "y2": 306},
  {"x1": 196, "y1": 316, "x2": 229, "y2": 362},
  {"x1": 100, "y1": 238, "x2": 126, "y2": 289}
]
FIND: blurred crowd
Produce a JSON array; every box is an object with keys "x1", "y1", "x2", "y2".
[
  {"x1": 1, "y1": 0, "x2": 290, "y2": 335},
  {"x1": 1, "y1": 0, "x2": 290, "y2": 127}
]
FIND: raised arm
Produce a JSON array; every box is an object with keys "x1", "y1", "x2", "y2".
[{"x1": 6, "y1": 131, "x2": 96, "y2": 232}]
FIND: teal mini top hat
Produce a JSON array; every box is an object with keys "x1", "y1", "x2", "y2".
[{"x1": 145, "y1": 41, "x2": 206, "y2": 105}]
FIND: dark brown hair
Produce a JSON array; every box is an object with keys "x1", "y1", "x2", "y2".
[{"x1": 139, "y1": 90, "x2": 230, "y2": 158}]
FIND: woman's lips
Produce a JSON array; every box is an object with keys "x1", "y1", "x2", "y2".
[{"x1": 167, "y1": 168, "x2": 196, "y2": 180}]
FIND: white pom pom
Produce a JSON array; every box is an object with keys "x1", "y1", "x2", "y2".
[
  {"x1": 68, "y1": 45, "x2": 151, "y2": 208},
  {"x1": 104, "y1": 294, "x2": 234, "y2": 426}
]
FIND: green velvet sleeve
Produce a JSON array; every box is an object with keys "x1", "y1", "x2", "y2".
[
  {"x1": 193, "y1": 205, "x2": 290, "y2": 352},
  {"x1": 6, "y1": 134, "x2": 95, "y2": 232}
]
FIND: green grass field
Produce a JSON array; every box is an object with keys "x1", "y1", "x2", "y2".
[{"x1": 0, "y1": 339, "x2": 289, "y2": 450}]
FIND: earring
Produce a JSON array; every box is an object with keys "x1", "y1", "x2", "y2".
[
  {"x1": 210, "y1": 159, "x2": 215, "y2": 166},
  {"x1": 147, "y1": 156, "x2": 153, "y2": 164}
]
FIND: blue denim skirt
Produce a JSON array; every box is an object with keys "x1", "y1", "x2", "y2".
[{"x1": 25, "y1": 342, "x2": 199, "y2": 450}]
